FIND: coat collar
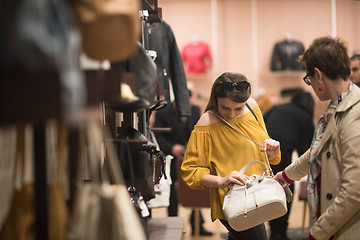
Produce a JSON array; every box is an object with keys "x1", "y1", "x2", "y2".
[
  {"x1": 336, "y1": 84, "x2": 360, "y2": 113},
  {"x1": 316, "y1": 84, "x2": 360, "y2": 153}
]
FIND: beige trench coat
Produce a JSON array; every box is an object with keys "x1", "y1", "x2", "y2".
[{"x1": 284, "y1": 85, "x2": 360, "y2": 240}]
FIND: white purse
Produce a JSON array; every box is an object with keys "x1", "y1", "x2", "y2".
[{"x1": 222, "y1": 161, "x2": 287, "y2": 231}]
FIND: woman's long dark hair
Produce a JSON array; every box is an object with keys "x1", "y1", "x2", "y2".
[{"x1": 205, "y1": 72, "x2": 251, "y2": 113}]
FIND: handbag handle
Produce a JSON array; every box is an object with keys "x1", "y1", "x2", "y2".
[
  {"x1": 213, "y1": 160, "x2": 269, "y2": 178},
  {"x1": 239, "y1": 160, "x2": 269, "y2": 176}
]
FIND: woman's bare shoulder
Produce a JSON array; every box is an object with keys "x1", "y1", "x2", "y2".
[
  {"x1": 247, "y1": 97, "x2": 258, "y2": 109},
  {"x1": 197, "y1": 111, "x2": 220, "y2": 126}
]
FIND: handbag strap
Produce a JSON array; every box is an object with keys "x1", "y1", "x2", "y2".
[
  {"x1": 213, "y1": 160, "x2": 269, "y2": 177},
  {"x1": 239, "y1": 160, "x2": 269, "y2": 176},
  {"x1": 208, "y1": 110, "x2": 274, "y2": 176},
  {"x1": 245, "y1": 103, "x2": 257, "y2": 121}
]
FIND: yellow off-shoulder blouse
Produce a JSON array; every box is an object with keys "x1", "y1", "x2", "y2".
[{"x1": 180, "y1": 106, "x2": 281, "y2": 222}]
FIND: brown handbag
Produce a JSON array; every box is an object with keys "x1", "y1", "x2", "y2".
[{"x1": 72, "y1": 0, "x2": 141, "y2": 62}]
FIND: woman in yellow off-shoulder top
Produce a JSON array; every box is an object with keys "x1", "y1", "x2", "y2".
[{"x1": 181, "y1": 72, "x2": 281, "y2": 240}]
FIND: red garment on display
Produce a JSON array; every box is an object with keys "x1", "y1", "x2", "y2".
[{"x1": 181, "y1": 42, "x2": 212, "y2": 76}]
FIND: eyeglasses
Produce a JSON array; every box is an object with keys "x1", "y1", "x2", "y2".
[
  {"x1": 303, "y1": 73, "x2": 312, "y2": 85},
  {"x1": 215, "y1": 81, "x2": 250, "y2": 92}
]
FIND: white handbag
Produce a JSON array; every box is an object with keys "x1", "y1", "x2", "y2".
[{"x1": 222, "y1": 161, "x2": 287, "y2": 231}]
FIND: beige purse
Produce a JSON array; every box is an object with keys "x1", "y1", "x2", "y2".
[{"x1": 72, "y1": 0, "x2": 141, "y2": 62}]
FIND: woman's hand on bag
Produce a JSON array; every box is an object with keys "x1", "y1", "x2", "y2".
[
  {"x1": 261, "y1": 138, "x2": 280, "y2": 159},
  {"x1": 273, "y1": 172, "x2": 287, "y2": 185},
  {"x1": 219, "y1": 171, "x2": 250, "y2": 188}
]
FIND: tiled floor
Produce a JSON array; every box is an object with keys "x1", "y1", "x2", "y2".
[{"x1": 151, "y1": 181, "x2": 310, "y2": 240}]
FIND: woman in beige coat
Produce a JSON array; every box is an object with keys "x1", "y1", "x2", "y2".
[{"x1": 274, "y1": 36, "x2": 360, "y2": 240}]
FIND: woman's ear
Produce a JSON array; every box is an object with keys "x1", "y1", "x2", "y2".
[{"x1": 314, "y1": 67, "x2": 322, "y2": 79}]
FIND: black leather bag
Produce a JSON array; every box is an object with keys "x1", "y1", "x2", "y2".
[
  {"x1": 117, "y1": 127, "x2": 166, "y2": 201},
  {"x1": 117, "y1": 136, "x2": 150, "y2": 238}
]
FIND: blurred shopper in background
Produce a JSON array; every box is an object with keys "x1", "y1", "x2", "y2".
[
  {"x1": 264, "y1": 89, "x2": 315, "y2": 240},
  {"x1": 350, "y1": 54, "x2": 360, "y2": 87}
]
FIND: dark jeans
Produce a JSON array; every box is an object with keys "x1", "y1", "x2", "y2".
[{"x1": 220, "y1": 219, "x2": 268, "y2": 240}]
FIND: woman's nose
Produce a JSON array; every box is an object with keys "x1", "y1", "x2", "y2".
[{"x1": 228, "y1": 110, "x2": 235, "y2": 118}]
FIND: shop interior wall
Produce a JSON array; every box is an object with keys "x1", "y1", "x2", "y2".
[{"x1": 158, "y1": 0, "x2": 360, "y2": 121}]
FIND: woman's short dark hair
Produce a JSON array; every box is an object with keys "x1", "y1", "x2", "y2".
[{"x1": 299, "y1": 36, "x2": 350, "y2": 81}]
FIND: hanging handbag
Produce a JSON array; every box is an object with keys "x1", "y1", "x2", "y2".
[
  {"x1": 146, "y1": 155, "x2": 172, "y2": 208},
  {"x1": 146, "y1": 129, "x2": 167, "y2": 185},
  {"x1": 71, "y1": 0, "x2": 140, "y2": 62},
  {"x1": 117, "y1": 127, "x2": 166, "y2": 201},
  {"x1": 208, "y1": 110, "x2": 293, "y2": 231},
  {"x1": 67, "y1": 120, "x2": 146, "y2": 240},
  {"x1": 119, "y1": 136, "x2": 150, "y2": 237},
  {"x1": 146, "y1": 130, "x2": 171, "y2": 209},
  {"x1": 117, "y1": 127, "x2": 154, "y2": 201}
]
